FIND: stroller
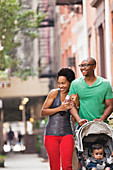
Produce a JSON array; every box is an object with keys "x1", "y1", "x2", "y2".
[{"x1": 74, "y1": 121, "x2": 113, "y2": 170}]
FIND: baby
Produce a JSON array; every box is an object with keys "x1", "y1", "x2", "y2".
[{"x1": 86, "y1": 144, "x2": 113, "y2": 170}]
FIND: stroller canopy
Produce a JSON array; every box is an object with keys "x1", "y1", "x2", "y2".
[{"x1": 75, "y1": 121, "x2": 113, "y2": 152}]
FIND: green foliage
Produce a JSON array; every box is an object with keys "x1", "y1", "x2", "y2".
[
  {"x1": 33, "y1": 120, "x2": 41, "y2": 129},
  {"x1": 0, "y1": 70, "x2": 9, "y2": 80},
  {"x1": 0, "y1": 55, "x2": 12, "y2": 71},
  {"x1": 44, "y1": 117, "x2": 48, "y2": 126},
  {"x1": 36, "y1": 135, "x2": 41, "y2": 153},
  {"x1": 0, "y1": 155, "x2": 7, "y2": 160},
  {"x1": 0, "y1": 154, "x2": 6, "y2": 167},
  {"x1": 12, "y1": 67, "x2": 38, "y2": 80},
  {"x1": 0, "y1": 0, "x2": 46, "y2": 79},
  {"x1": 33, "y1": 119, "x2": 48, "y2": 129}
]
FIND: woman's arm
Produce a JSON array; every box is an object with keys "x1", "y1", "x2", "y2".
[{"x1": 40, "y1": 89, "x2": 73, "y2": 116}]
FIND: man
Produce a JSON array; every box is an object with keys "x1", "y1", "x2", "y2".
[
  {"x1": 7, "y1": 127, "x2": 15, "y2": 152},
  {"x1": 69, "y1": 57, "x2": 113, "y2": 126}
]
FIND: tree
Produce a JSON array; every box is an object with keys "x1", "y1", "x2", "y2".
[{"x1": 0, "y1": 0, "x2": 45, "y2": 80}]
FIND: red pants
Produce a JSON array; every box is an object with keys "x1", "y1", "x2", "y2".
[{"x1": 44, "y1": 134, "x2": 74, "y2": 170}]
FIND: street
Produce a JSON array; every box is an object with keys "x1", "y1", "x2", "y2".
[{"x1": 0, "y1": 152, "x2": 49, "y2": 170}]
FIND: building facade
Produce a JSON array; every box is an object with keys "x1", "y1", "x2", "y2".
[{"x1": 55, "y1": 0, "x2": 113, "y2": 87}]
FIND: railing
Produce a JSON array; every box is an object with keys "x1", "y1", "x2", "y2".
[{"x1": 56, "y1": 0, "x2": 82, "y2": 5}]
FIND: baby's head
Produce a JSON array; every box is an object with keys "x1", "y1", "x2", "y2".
[{"x1": 92, "y1": 144, "x2": 104, "y2": 160}]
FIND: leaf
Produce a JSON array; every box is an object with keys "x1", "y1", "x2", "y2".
[{"x1": 0, "y1": 0, "x2": 46, "y2": 80}]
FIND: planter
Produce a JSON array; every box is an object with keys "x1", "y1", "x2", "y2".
[
  {"x1": 0, "y1": 159, "x2": 5, "y2": 167},
  {"x1": 0, "y1": 154, "x2": 7, "y2": 167}
]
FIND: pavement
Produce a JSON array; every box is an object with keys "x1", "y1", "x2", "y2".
[{"x1": 0, "y1": 152, "x2": 49, "y2": 170}]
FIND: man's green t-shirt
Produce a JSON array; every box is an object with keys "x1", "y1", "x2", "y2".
[{"x1": 69, "y1": 76, "x2": 113, "y2": 122}]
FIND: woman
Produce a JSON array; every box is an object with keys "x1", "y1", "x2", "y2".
[{"x1": 41, "y1": 68, "x2": 86, "y2": 170}]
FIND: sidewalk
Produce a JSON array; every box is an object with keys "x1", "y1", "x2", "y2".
[{"x1": 0, "y1": 152, "x2": 49, "y2": 170}]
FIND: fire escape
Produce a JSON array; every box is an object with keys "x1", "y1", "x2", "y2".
[
  {"x1": 56, "y1": 0, "x2": 82, "y2": 5},
  {"x1": 37, "y1": 0, "x2": 57, "y2": 78},
  {"x1": 38, "y1": 0, "x2": 82, "y2": 79},
  {"x1": 55, "y1": 0, "x2": 82, "y2": 68}
]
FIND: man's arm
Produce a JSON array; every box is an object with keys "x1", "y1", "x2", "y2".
[
  {"x1": 93, "y1": 98, "x2": 113, "y2": 121},
  {"x1": 70, "y1": 107, "x2": 88, "y2": 126}
]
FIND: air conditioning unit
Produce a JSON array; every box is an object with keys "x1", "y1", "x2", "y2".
[{"x1": 60, "y1": 14, "x2": 66, "y2": 24}]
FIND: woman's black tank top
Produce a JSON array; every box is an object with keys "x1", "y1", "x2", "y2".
[{"x1": 45, "y1": 89, "x2": 73, "y2": 136}]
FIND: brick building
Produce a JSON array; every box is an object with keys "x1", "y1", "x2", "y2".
[{"x1": 55, "y1": 0, "x2": 113, "y2": 87}]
